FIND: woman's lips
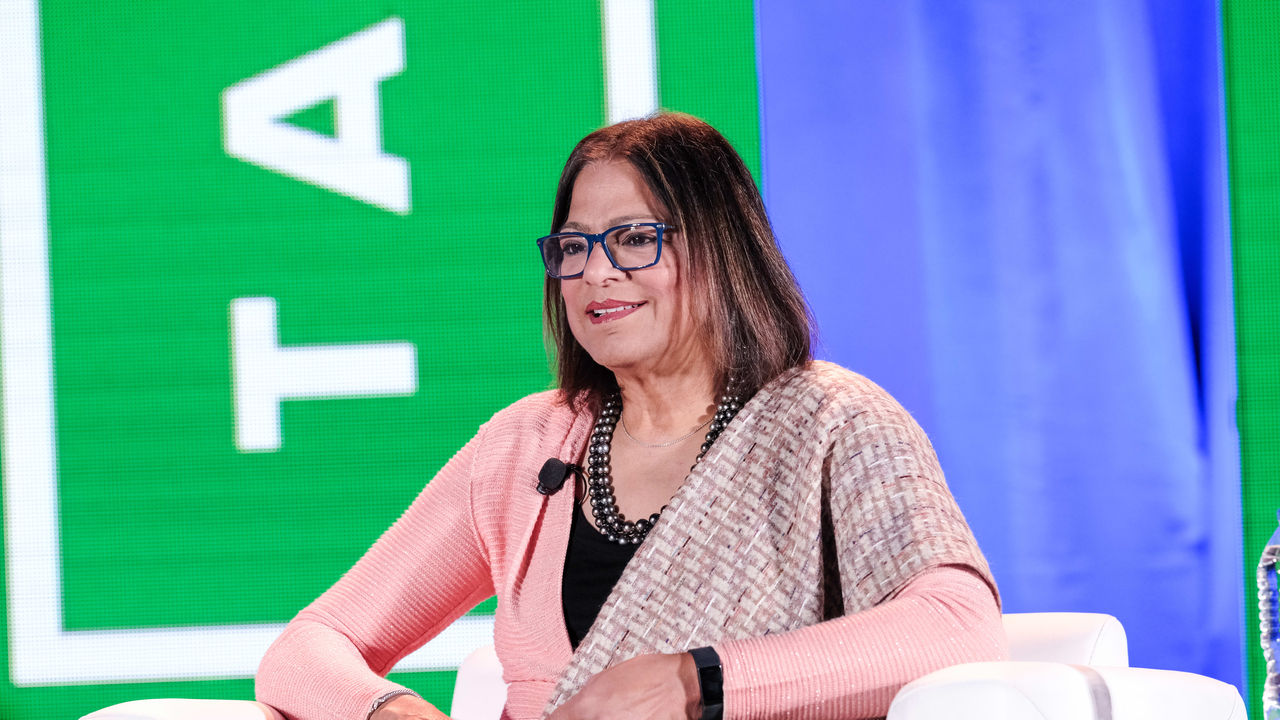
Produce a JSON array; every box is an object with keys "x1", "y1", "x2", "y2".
[{"x1": 585, "y1": 300, "x2": 646, "y2": 325}]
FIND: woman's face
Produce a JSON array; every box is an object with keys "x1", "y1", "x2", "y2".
[{"x1": 559, "y1": 160, "x2": 709, "y2": 381}]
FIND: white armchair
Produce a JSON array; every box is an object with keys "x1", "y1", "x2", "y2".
[
  {"x1": 885, "y1": 612, "x2": 1246, "y2": 719},
  {"x1": 82, "y1": 613, "x2": 1244, "y2": 720},
  {"x1": 888, "y1": 663, "x2": 1246, "y2": 720}
]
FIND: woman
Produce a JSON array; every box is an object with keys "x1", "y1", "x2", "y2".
[{"x1": 256, "y1": 114, "x2": 1006, "y2": 720}]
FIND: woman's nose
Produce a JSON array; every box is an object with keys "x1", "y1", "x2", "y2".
[{"x1": 581, "y1": 240, "x2": 623, "y2": 283}]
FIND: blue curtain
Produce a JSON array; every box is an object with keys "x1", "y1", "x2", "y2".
[{"x1": 755, "y1": 0, "x2": 1240, "y2": 691}]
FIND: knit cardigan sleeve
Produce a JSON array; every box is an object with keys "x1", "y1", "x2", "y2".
[
  {"x1": 255, "y1": 422, "x2": 497, "y2": 720},
  {"x1": 716, "y1": 564, "x2": 1006, "y2": 719}
]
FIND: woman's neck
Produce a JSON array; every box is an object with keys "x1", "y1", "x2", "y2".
[{"x1": 613, "y1": 368, "x2": 718, "y2": 443}]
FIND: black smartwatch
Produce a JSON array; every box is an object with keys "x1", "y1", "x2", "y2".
[{"x1": 689, "y1": 646, "x2": 724, "y2": 720}]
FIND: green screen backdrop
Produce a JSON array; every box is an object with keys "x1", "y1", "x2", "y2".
[
  {"x1": 0, "y1": 1, "x2": 760, "y2": 716},
  {"x1": 1223, "y1": 2, "x2": 1280, "y2": 718}
]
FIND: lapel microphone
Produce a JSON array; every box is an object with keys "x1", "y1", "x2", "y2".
[{"x1": 537, "y1": 458, "x2": 580, "y2": 496}]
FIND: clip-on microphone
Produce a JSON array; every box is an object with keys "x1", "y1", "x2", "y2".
[{"x1": 537, "y1": 458, "x2": 580, "y2": 496}]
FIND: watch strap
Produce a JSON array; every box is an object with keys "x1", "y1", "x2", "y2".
[{"x1": 689, "y1": 646, "x2": 724, "y2": 720}]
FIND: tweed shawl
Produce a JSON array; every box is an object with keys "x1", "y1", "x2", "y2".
[{"x1": 542, "y1": 361, "x2": 996, "y2": 714}]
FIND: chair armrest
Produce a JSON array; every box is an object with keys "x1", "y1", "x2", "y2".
[
  {"x1": 886, "y1": 661, "x2": 1246, "y2": 720},
  {"x1": 80, "y1": 699, "x2": 285, "y2": 720}
]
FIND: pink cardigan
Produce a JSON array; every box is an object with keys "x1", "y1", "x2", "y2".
[{"x1": 255, "y1": 391, "x2": 1007, "y2": 720}]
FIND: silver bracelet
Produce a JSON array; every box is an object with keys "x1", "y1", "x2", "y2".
[{"x1": 368, "y1": 689, "x2": 420, "y2": 719}]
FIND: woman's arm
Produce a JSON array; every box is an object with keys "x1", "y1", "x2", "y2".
[
  {"x1": 715, "y1": 564, "x2": 1005, "y2": 719},
  {"x1": 702, "y1": 379, "x2": 1008, "y2": 718},
  {"x1": 548, "y1": 565, "x2": 1001, "y2": 720},
  {"x1": 703, "y1": 380, "x2": 1007, "y2": 719},
  {"x1": 255, "y1": 426, "x2": 496, "y2": 720}
]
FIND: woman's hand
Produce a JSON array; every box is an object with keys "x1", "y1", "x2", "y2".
[
  {"x1": 548, "y1": 652, "x2": 701, "y2": 720},
  {"x1": 370, "y1": 693, "x2": 452, "y2": 720}
]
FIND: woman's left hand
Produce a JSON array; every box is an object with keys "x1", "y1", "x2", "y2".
[{"x1": 548, "y1": 652, "x2": 701, "y2": 720}]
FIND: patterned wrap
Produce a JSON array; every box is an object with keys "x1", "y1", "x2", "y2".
[{"x1": 544, "y1": 361, "x2": 997, "y2": 715}]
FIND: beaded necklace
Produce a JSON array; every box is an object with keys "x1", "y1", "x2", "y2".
[{"x1": 585, "y1": 388, "x2": 743, "y2": 545}]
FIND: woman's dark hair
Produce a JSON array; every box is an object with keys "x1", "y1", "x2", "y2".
[{"x1": 545, "y1": 113, "x2": 812, "y2": 407}]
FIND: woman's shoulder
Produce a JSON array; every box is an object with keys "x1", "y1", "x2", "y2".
[
  {"x1": 481, "y1": 388, "x2": 585, "y2": 433},
  {"x1": 752, "y1": 360, "x2": 922, "y2": 432},
  {"x1": 771, "y1": 360, "x2": 896, "y2": 405},
  {"x1": 464, "y1": 388, "x2": 592, "y2": 471}
]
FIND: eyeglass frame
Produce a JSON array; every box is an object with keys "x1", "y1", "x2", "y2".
[{"x1": 536, "y1": 222, "x2": 675, "y2": 279}]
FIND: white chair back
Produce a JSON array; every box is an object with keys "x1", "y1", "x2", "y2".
[
  {"x1": 80, "y1": 699, "x2": 283, "y2": 720},
  {"x1": 450, "y1": 644, "x2": 507, "y2": 720},
  {"x1": 1003, "y1": 612, "x2": 1128, "y2": 666}
]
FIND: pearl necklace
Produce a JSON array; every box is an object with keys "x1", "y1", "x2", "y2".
[{"x1": 586, "y1": 388, "x2": 743, "y2": 545}]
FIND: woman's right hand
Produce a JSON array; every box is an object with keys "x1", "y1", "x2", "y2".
[{"x1": 370, "y1": 693, "x2": 452, "y2": 720}]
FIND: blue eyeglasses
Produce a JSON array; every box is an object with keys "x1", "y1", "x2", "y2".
[{"x1": 536, "y1": 222, "x2": 674, "y2": 279}]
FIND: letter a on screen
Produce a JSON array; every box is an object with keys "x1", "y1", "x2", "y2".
[{"x1": 222, "y1": 18, "x2": 410, "y2": 214}]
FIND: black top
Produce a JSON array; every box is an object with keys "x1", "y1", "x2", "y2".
[{"x1": 561, "y1": 501, "x2": 640, "y2": 648}]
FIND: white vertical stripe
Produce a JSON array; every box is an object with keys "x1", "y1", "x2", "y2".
[
  {"x1": 602, "y1": 0, "x2": 659, "y2": 122},
  {"x1": 0, "y1": 0, "x2": 67, "y2": 685}
]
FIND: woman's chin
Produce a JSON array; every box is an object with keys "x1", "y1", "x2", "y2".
[
  {"x1": 591, "y1": 352, "x2": 713, "y2": 384},
  {"x1": 587, "y1": 352, "x2": 644, "y2": 375},
  {"x1": 584, "y1": 347, "x2": 660, "y2": 375}
]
